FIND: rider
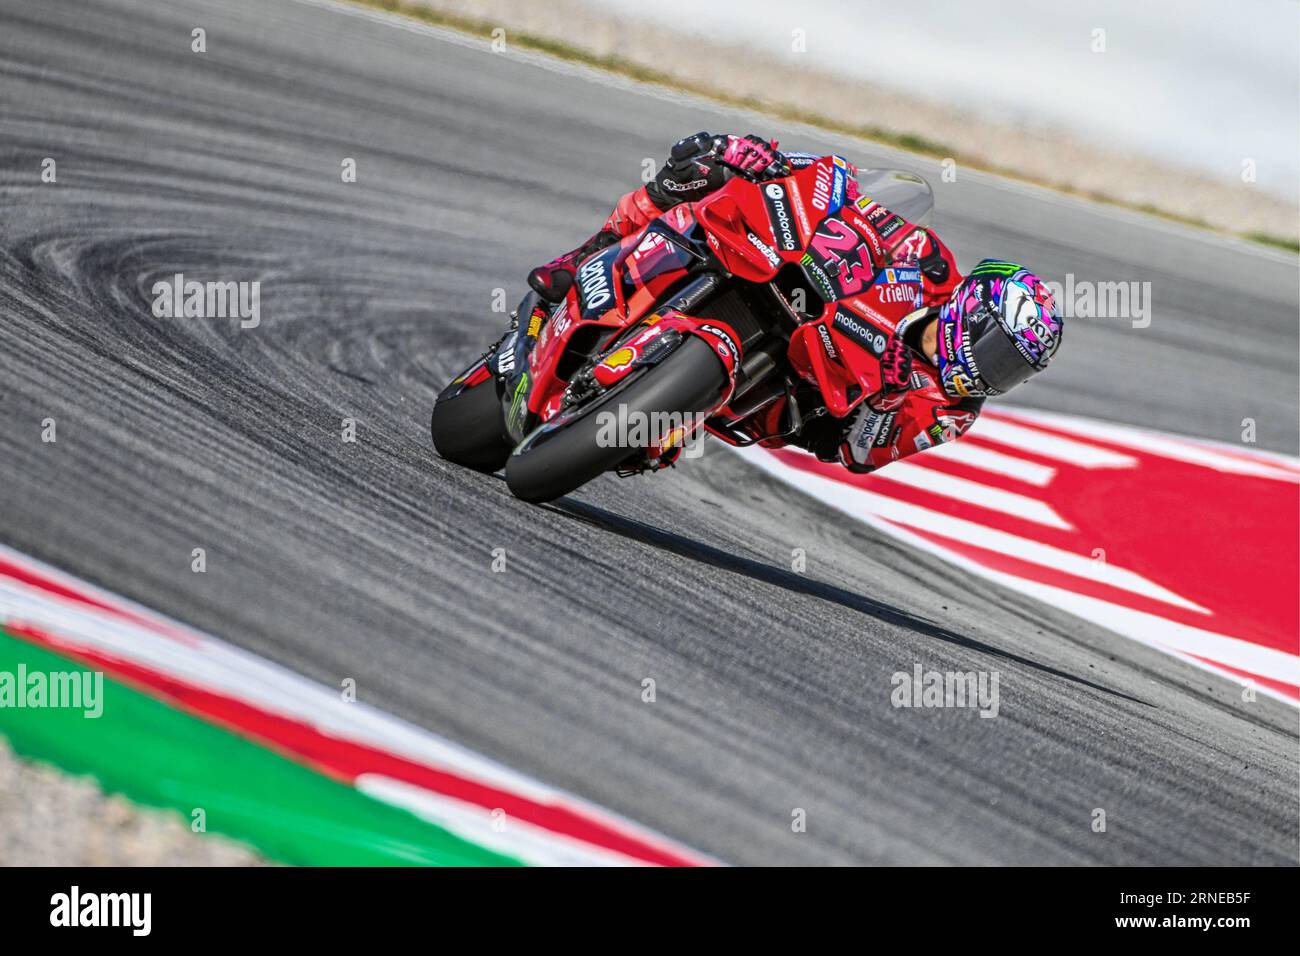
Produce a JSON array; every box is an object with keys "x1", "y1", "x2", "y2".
[{"x1": 525, "y1": 132, "x2": 1063, "y2": 473}]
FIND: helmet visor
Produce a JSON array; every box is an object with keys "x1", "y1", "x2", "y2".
[{"x1": 970, "y1": 321, "x2": 1037, "y2": 393}]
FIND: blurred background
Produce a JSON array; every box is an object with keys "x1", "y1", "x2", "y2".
[
  {"x1": 602, "y1": 0, "x2": 1300, "y2": 199},
  {"x1": 414, "y1": 0, "x2": 1300, "y2": 242}
]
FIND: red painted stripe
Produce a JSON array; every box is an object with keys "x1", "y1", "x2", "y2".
[
  {"x1": 954, "y1": 431, "x2": 1121, "y2": 473},
  {"x1": 5, "y1": 623, "x2": 698, "y2": 867},
  {"x1": 0, "y1": 556, "x2": 198, "y2": 646},
  {"x1": 866, "y1": 472, "x2": 1079, "y2": 541},
  {"x1": 880, "y1": 522, "x2": 1299, "y2": 689},
  {"x1": 975, "y1": 410, "x2": 1152, "y2": 454},
  {"x1": 877, "y1": 520, "x2": 1297, "y2": 699},
  {"x1": 769, "y1": 430, "x2": 1300, "y2": 655},
  {"x1": 770, "y1": 447, "x2": 1080, "y2": 546},
  {"x1": 1184, "y1": 654, "x2": 1299, "y2": 700},
  {"x1": 886, "y1": 522, "x2": 1218, "y2": 628}
]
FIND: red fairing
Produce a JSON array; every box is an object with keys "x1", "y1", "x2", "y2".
[
  {"x1": 600, "y1": 158, "x2": 967, "y2": 304},
  {"x1": 590, "y1": 311, "x2": 740, "y2": 392},
  {"x1": 718, "y1": 161, "x2": 975, "y2": 468},
  {"x1": 888, "y1": 224, "x2": 962, "y2": 307},
  {"x1": 602, "y1": 171, "x2": 961, "y2": 304},
  {"x1": 839, "y1": 366, "x2": 982, "y2": 473},
  {"x1": 518, "y1": 145, "x2": 979, "y2": 477},
  {"x1": 517, "y1": 199, "x2": 744, "y2": 453}
]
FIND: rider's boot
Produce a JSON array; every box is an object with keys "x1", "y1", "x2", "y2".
[
  {"x1": 526, "y1": 229, "x2": 621, "y2": 304},
  {"x1": 525, "y1": 183, "x2": 670, "y2": 304}
]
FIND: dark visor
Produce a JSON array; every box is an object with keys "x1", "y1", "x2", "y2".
[{"x1": 970, "y1": 321, "x2": 1037, "y2": 393}]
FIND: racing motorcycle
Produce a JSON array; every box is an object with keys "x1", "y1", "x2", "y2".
[{"x1": 431, "y1": 156, "x2": 935, "y2": 502}]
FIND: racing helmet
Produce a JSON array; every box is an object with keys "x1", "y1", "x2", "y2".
[{"x1": 935, "y1": 260, "x2": 1063, "y2": 398}]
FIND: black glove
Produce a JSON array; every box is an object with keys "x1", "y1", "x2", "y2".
[
  {"x1": 646, "y1": 131, "x2": 728, "y2": 208},
  {"x1": 799, "y1": 413, "x2": 844, "y2": 463},
  {"x1": 647, "y1": 131, "x2": 791, "y2": 208}
]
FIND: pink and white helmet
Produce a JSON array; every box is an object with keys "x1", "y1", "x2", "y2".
[{"x1": 936, "y1": 260, "x2": 1063, "y2": 398}]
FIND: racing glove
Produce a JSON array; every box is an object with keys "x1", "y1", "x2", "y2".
[
  {"x1": 648, "y1": 132, "x2": 789, "y2": 207},
  {"x1": 719, "y1": 134, "x2": 789, "y2": 179},
  {"x1": 645, "y1": 131, "x2": 729, "y2": 206},
  {"x1": 868, "y1": 332, "x2": 913, "y2": 413},
  {"x1": 799, "y1": 411, "x2": 845, "y2": 464}
]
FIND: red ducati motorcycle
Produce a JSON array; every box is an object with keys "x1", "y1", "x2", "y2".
[{"x1": 431, "y1": 156, "x2": 934, "y2": 502}]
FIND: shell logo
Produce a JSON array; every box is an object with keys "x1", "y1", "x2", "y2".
[{"x1": 601, "y1": 347, "x2": 637, "y2": 370}]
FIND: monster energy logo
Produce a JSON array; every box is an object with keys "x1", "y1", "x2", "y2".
[
  {"x1": 508, "y1": 374, "x2": 530, "y2": 432},
  {"x1": 801, "y1": 253, "x2": 836, "y2": 300},
  {"x1": 969, "y1": 260, "x2": 1021, "y2": 277}
]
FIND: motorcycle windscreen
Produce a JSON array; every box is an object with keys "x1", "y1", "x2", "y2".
[
  {"x1": 619, "y1": 231, "x2": 698, "y2": 303},
  {"x1": 855, "y1": 169, "x2": 934, "y2": 227}
]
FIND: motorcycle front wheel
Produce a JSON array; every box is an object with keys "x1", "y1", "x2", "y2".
[
  {"x1": 504, "y1": 336, "x2": 728, "y2": 503},
  {"x1": 430, "y1": 372, "x2": 514, "y2": 473}
]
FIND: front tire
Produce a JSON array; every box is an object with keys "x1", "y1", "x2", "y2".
[
  {"x1": 505, "y1": 336, "x2": 728, "y2": 503},
  {"x1": 431, "y1": 375, "x2": 513, "y2": 473}
]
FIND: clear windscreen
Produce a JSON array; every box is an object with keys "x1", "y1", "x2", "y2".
[{"x1": 855, "y1": 169, "x2": 934, "y2": 227}]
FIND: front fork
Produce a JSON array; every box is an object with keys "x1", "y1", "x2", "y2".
[{"x1": 489, "y1": 290, "x2": 550, "y2": 442}]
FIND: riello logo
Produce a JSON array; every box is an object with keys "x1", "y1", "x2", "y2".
[{"x1": 812, "y1": 165, "x2": 832, "y2": 211}]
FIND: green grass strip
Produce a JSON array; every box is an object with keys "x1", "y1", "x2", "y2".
[{"x1": 0, "y1": 627, "x2": 523, "y2": 866}]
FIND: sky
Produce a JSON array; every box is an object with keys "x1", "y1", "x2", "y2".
[{"x1": 599, "y1": 0, "x2": 1300, "y2": 199}]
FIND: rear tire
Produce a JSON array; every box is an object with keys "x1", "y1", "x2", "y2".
[
  {"x1": 431, "y1": 376, "x2": 513, "y2": 473},
  {"x1": 505, "y1": 336, "x2": 728, "y2": 503}
]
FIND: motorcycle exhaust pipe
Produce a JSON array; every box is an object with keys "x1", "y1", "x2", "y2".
[{"x1": 664, "y1": 272, "x2": 722, "y2": 314}]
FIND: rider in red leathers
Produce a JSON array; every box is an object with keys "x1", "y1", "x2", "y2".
[{"x1": 525, "y1": 132, "x2": 1063, "y2": 474}]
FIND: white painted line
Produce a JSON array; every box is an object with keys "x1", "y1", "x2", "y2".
[
  {"x1": 741, "y1": 449, "x2": 1210, "y2": 613},
  {"x1": 919, "y1": 440, "x2": 1058, "y2": 486},
  {"x1": 872, "y1": 459, "x2": 1072, "y2": 529},
  {"x1": 994, "y1": 406, "x2": 1300, "y2": 481},
  {"x1": 967, "y1": 418, "x2": 1139, "y2": 469}
]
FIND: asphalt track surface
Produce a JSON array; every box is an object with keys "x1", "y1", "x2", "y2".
[{"x1": 1, "y1": 0, "x2": 1296, "y2": 865}]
